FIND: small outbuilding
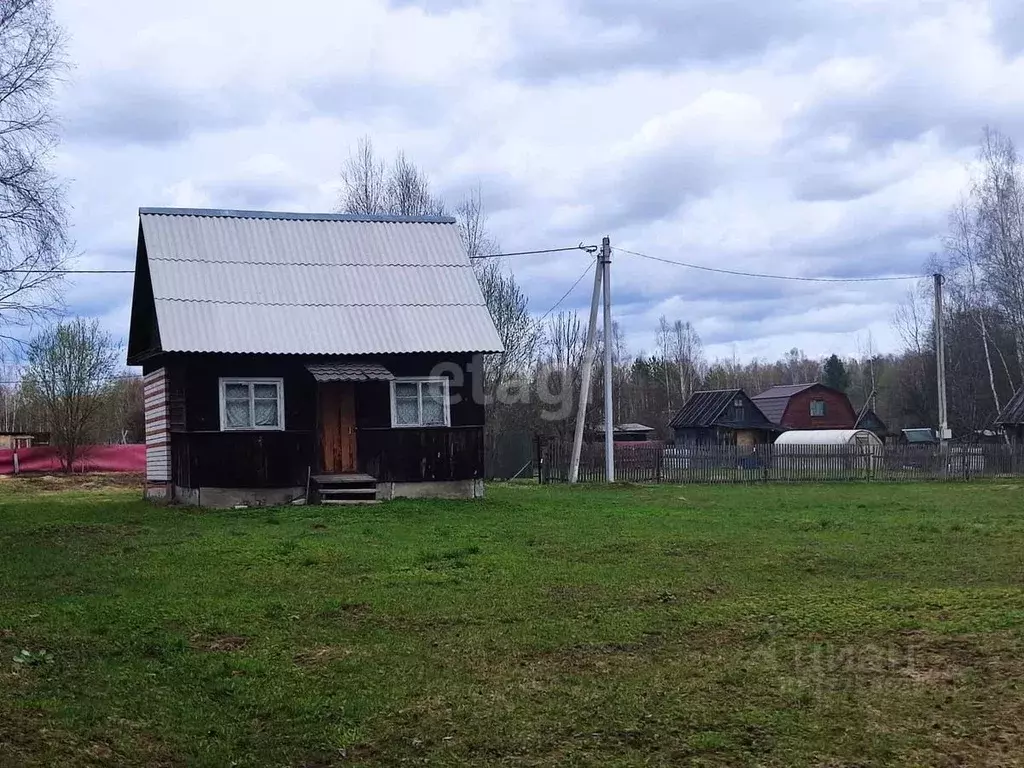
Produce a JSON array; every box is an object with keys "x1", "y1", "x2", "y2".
[
  {"x1": 593, "y1": 423, "x2": 657, "y2": 442},
  {"x1": 774, "y1": 429, "x2": 883, "y2": 448}
]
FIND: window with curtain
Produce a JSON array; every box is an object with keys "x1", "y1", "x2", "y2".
[
  {"x1": 810, "y1": 399, "x2": 826, "y2": 417},
  {"x1": 219, "y1": 378, "x2": 285, "y2": 431},
  {"x1": 390, "y1": 378, "x2": 450, "y2": 428}
]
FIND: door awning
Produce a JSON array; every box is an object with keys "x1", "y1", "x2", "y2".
[{"x1": 305, "y1": 362, "x2": 395, "y2": 382}]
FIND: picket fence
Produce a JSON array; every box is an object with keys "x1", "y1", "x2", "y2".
[{"x1": 536, "y1": 441, "x2": 1024, "y2": 484}]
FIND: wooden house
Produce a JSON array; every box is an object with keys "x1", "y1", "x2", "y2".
[
  {"x1": 127, "y1": 208, "x2": 503, "y2": 507},
  {"x1": 996, "y1": 387, "x2": 1024, "y2": 445},
  {"x1": 752, "y1": 383, "x2": 858, "y2": 431},
  {"x1": 669, "y1": 389, "x2": 778, "y2": 447}
]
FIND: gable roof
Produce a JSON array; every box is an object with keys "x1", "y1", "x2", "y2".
[
  {"x1": 670, "y1": 389, "x2": 741, "y2": 428},
  {"x1": 669, "y1": 389, "x2": 776, "y2": 430},
  {"x1": 751, "y1": 383, "x2": 826, "y2": 424},
  {"x1": 128, "y1": 208, "x2": 504, "y2": 361},
  {"x1": 996, "y1": 387, "x2": 1024, "y2": 425}
]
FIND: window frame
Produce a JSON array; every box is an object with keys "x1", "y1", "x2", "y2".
[
  {"x1": 389, "y1": 377, "x2": 451, "y2": 429},
  {"x1": 218, "y1": 377, "x2": 286, "y2": 432},
  {"x1": 810, "y1": 399, "x2": 826, "y2": 418}
]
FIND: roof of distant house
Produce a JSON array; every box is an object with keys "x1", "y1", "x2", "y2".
[
  {"x1": 902, "y1": 428, "x2": 937, "y2": 444},
  {"x1": 751, "y1": 383, "x2": 835, "y2": 424},
  {"x1": 669, "y1": 389, "x2": 742, "y2": 428},
  {"x1": 128, "y1": 207, "x2": 504, "y2": 360},
  {"x1": 996, "y1": 387, "x2": 1024, "y2": 425}
]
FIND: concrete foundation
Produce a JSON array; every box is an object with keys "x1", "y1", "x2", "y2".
[
  {"x1": 145, "y1": 483, "x2": 172, "y2": 502},
  {"x1": 377, "y1": 479, "x2": 484, "y2": 500},
  {"x1": 173, "y1": 486, "x2": 305, "y2": 508}
]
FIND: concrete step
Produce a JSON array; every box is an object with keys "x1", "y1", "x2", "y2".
[
  {"x1": 322, "y1": 499, "x2": 380, "y2": 506},
  {"x1": 319, "y1": 487, "x2": 377, "y2": 496}
]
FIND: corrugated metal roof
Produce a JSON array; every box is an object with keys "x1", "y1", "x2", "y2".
[
  {"x1": 669, "y1": 389, "x2": 740, "y2": 428},
  {"x1": 996, "y1": 387, "x2": 1024, "y2": 425},
  {"x1": 306, "y1": 362, "x2": 394, "y2": 382},
  {"x1": 138, "y1": 208, "x2": 503, "y2": 355}
]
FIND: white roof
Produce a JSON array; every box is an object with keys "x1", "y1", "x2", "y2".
[
  {"x1": 134, "y1": 208, "x2": 504, "y2": 356},
  {"x1": 775, "y1": 429, "x2": 882, "y2": 445}
]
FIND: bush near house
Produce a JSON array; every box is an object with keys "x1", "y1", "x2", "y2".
[{"x1": 2, "y1": 480, "x2": 1023, "y2": 766}]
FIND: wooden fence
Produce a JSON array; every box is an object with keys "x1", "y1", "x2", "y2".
[{"x1": 537, "y1": 441, "x2": 1024, "y2": 484}]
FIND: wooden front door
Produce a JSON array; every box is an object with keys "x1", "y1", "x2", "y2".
[{"x1": 320, "y1": 382, "x2": 357, "y2": 473}]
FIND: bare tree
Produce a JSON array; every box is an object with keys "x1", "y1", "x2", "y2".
[
  {"x1": 24, "y1": 319, "x2": 118, "y2": 471},
  {"x1": 339, "y1": 136, "x2": 386, "y2": 215},
  {"x1": 971, "y1": 128, "x2": 1024, "y2": 378},
  {"x1": 0, "y1": 0, "x2": 70, "y2": 342},
  {"x1": 339, "y1": 136, "x2": 446, "y2": 217}
]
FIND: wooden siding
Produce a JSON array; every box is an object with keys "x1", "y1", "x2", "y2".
[
  {"x1": 171, "y1": 431, "x2": 314, "y2": 489},
  {"x1": 359, "y1": 426, "x2": 483, "y2": 482},
  {"x1": 145, "y1": 352, "x2": 486, "y2": 489},
  {"x1": 779, "y1": 385, "x2": 858, "y2": 430},
  {"x1": 675, "y1": 426, "x2": 775, "y2": 448},
  {"x1": 143, "y1": 368, "x2": 170, "y2": 482}
]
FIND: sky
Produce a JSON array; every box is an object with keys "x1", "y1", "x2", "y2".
[{"x1": 48, "y1": 0, "x2": 1024, "y2": 365}]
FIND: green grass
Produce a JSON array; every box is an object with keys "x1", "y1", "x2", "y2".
[{"x1": 2, "y1": 478, "x2": 1024, "y2": 766}]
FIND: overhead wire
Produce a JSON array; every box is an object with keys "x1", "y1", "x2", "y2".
[{"x1": 614, "y1": 247, "x2": 926, "y2": 283}]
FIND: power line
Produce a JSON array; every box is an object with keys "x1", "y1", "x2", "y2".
[
  {"x1": 614, "y1": 247, "x2": 926, "y2": 283},
  {"x1": 471, "y1": 244, "x2": 597, "y2": 261},
  {"x1": 2, "y1": 269, "x2": 134, "y2": 274},
  {"x1": 536, "y1": 259, "x2": 595, "y2": 325},
  {"x1": 0, "y1": 373, "x2": 140, "y2": 386}
]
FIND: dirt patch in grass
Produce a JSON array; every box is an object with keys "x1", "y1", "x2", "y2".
[
  {"x1": 0, "y1": 473, "x2": 144, "y2": 493},
  {"x1": 190, "y1": 634, "x2": 249, "y2": 653}
]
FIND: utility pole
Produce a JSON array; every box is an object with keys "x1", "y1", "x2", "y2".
[
  {"x1": 568, "y1": 251, "x2": 603, "y2": 484},
  {"x1": 934, "y1": 273, "x2": 949, "y2": 448},
  {"x1": 601, "y1": 237, "x2": 615, "y2": 483}
]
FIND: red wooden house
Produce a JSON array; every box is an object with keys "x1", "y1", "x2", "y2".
[{"x1": 751, "y1": 383, "x2": 858, "y2": 431}]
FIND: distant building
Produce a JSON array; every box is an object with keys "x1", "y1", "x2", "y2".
[
  {"x1": 996, "y1": 387, "x2": 1024, "y2": 444},
  {"x1": 855, "y1": 408, "x2": 891, "y2": 442},
  {"x1": 669, "y1": 389, "x2": 779, "y2": 447},
  {"x1": 900, "y1": 428, "x2": 938, "y2": 445},
  {"x1": 0, "y1": 432, "x2": 47, "y2": 450},
  {"x1": 593, "y1": 423, "x2": 657, "y2": 442},
  {"x1": 752, "y1": 383, "x2": 858, "y2": 431}
]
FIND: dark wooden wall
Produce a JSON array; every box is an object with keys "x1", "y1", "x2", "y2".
[
  {"x1": 780, "y1": 385, "x2": 858, "y2": 430},
  {"x1": 145, "y1": 352, "x2": 486, "y2": 489}
]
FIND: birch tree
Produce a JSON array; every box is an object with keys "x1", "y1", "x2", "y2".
[{"x1": 0, "y1": 0, "x2": 71, "y2": 341}]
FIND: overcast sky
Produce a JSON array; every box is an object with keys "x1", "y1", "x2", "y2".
[{"x1": 50, "y1": 0, "x2": 1024, "y2": 364}]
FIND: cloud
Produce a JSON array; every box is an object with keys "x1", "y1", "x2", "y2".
[{"x1": 37, "y1": 0, "x2": 1024, "y2": 367}]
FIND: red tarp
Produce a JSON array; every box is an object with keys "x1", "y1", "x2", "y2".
[{"x1": 0, "y1": 445, "x2": 146, "y2": 475}]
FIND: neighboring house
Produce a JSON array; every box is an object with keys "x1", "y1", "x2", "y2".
[
  {"x1": 127, "y1": 208, "x2": 503, "y2": 507},
  {"x1": 669, "y1": 389, "x2": 779, "y2": 447},
  {"x1": 592, "y1": 423, "x2": 657, "y2": 442},
  {"x1": 855, "y1": 408, "x2": 891, "y2": 442},
  {"x1": 996, "y1": 387, "x2": 1024, "y2": 445},
  {"x1": 752, "y1": 383, "x2": 858, "y2": 431}
]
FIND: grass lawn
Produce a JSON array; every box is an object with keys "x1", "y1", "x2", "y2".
[{"x1": 2, "y1": 478, "x2": 1024, "y2": 766}]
